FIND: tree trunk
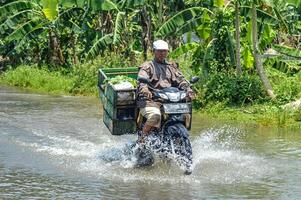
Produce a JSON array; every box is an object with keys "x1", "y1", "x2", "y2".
[
  {"x1": 71, "y1": 33, "x2": 78, "y2": 65},
  {"x1": 49, "y1": 29, "x2": 65, "y2": 65},
  {"x1": 99, "y1": 12, "x2": 113, "y2": 34},
  {"x1": 235, "y1": 0, "x2": 242, "y2": 76},
  {"x1": 33, "y1": 44, "x2": 40, "y2": 64},
  {"x1": 252, "y1": 2, "x2": 275, "y2": 99},
  {"x1": 158, "y1": 0, "x2": 163, "y2": 27},
  {"x1": 141, "y1": 6, "x2": 151, "y2": 61}
]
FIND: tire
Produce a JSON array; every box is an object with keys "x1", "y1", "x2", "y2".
[{"x1": 163, "y1": 123, "x2": 193, "y2": 171}]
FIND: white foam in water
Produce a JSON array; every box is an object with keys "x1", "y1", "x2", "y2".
[
  {"x1": 15, "y1": 129, "x2": 128, "y2": 160},
  {"x1": 191, "y1": 126, "x2": 273, "y2": 184},
  {"x1": 75, "y1": 125, "x2": 273, "y2": 185},
  {"x1": 14, "y1": 126, "x2": 273, "y2": 184}
]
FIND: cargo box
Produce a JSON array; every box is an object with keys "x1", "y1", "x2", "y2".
[
  {"x1": 103, "y1": 109, "x2": 137, "y2": 135},
  {"x1": 98, "y1": 67, "x2": 139, "y2": 135}
]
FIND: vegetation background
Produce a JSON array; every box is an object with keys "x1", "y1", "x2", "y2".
[{"x1": 0, "y1": 0, "x2": 300, "y2": 127}]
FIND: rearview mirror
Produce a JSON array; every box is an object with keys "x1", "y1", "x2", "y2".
[{"x1": 190, "y1": 76, "x2": 200, "y2": 84}]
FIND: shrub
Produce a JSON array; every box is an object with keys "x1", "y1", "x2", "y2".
[{"x1": 204, "y1": 74, "x2": 265, "y2": 105}]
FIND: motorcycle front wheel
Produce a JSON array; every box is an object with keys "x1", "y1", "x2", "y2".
[{"x1": 163, "y1": 122, "x2": 193, "y2": 174}]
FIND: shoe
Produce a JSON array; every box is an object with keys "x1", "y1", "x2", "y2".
[{"x1": 184, "y1": 166, "x2": 192, "y2": 175}]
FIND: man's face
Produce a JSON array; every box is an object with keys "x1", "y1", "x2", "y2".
[{"x1": 154, "y1": 49, "x2": 168, "y2": 63}]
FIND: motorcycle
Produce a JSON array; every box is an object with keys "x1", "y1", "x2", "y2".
[{"x1": 131, "y1": 76, "x2": 199, "y2": 175}]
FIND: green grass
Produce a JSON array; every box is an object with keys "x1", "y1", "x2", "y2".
[
  {"x1": 1, "y1": 54, "x2": 301, "y2": 129},
  {"x1": 197, "y1": 103, "x2": 301, "y2": 129},
  {"x1": 0, "y1": 65, "x2": 76, "y2": 95},
  {"x1": 0, "y1": 53, "x2": 143, "y2": 96}
]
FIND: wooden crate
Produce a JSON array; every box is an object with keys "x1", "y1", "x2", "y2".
[{"x1": 98, "y1": 67, "x2": 139, "y2": 135}]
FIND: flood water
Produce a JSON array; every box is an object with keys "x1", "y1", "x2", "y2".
[{"x1": 1, "y1": 86, "x2": 301, "y2": 199}]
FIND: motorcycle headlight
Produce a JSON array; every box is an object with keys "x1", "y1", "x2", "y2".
[
  {"x1": 158, "y1": 93, "x2": 169, "y2": 100},
  {"x1": 166, "y1": 92, "x2": 180, "y2": 102}
]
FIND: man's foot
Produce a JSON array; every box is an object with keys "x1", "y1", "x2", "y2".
[{"x1": 184, "y1": 169, "x2": 192, "y2": 175}]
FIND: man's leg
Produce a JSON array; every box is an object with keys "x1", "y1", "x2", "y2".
[
  {"x1": 142, "y1": 124, "x2": 153, "y2": 134},
  {"x1": 139, "y1": 106, "x2": 161, "y2": 136}
]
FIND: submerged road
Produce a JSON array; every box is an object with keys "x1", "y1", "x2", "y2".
[{"x1": 0, "y1": 86, "x2": 301, "y2": 199}]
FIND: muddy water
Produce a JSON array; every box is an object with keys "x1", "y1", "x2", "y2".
[{"x1": 0, "y1": 86, "x2": 300, "y2": 199}]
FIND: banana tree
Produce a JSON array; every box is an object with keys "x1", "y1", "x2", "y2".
[
  {"x1": 235, "y1": 0, "x2": 242, "y2": 76},
  {"x1": 58, "y1": 0, "x2": 143, "y2": 60},
  {"x1": 251, "y1": 0, "x2": 276, "y2": 98},
  {"x1": 155, "y1": 3, "x2": 238, "y2": 75},
  {"x1": 0, "y1": 0, "x2": 119, "y2": 64},
  {"x1": 122, "y1": 0, "x2": 187, "y2": 60},
  {"x1": 59, "y1": 0, "x2": 120, "y2": 60},
  {"x1": 0, "y1": 0, "x2": 67, "y2": 65},
  {"x1": 242, "y1": 0, "x2": 300, "y2": 98},
  {"x1": 85, "y1": 0, "x2": 189, "y2": 60}
]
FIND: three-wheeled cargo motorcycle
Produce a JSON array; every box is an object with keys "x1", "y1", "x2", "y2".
[{"x1": 98, "y1": 68, "x2": 199, "y2": 175}]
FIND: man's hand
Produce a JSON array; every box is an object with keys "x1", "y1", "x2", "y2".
[
  {"x1": 187, "y1": 90, "x2": 196, "y2": 101},
  {"x1": 141, "y1": 89, "x2": 152, "y2": 100}
]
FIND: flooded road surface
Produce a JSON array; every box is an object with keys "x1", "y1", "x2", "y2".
[{"x1": 1, "y1": 86, "x2": 301, "y2": 199}]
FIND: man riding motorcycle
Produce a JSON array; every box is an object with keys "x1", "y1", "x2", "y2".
[{"x1": 137, "y1": 40, "x2": 196, "y2": 142}]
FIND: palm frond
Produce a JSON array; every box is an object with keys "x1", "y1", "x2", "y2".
[
  {"x1": 0, "y1": 0, "x2": 39, "y2": 19},
  {"x1": 40, "y1": 0, "x2": 59, "y2": 21},
  {"x1": 155, "y1": 7, "x2": 213, "y2": 38},
  {"x1": 5, "y1": 18, "x2": 43, "y2": 43},
  {"x1": 14, "y1": 24, "x2": 48, "y2": 53},
  {"x1": 240, "y1": 5, "x2": 279, "y2": 24},
  {"x1": 87, "y1": 34, "x2": 113, "y2": 60},
  {"x1": 170, "y1": 42, "x2": 199, "y2": 58},
  {"x1": 113, "y1": 11, "x2": 125, "y2": 44},
  {"x1": 90, "y1": 0, "x2": 118, "y2": 11},
  {"x1": 174, "y1": 16, "x2": 204, "y2": 37},
  {"x1": 0, "y1": 9, "x2": 33, "y2": 33},
  {"x1": 273, "y1": 44, "x2": 301, "y2": 59}
]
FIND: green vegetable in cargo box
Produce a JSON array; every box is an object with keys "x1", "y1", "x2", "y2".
[{"x1": 104, "y1": 75, "x2": 137, "y2": 87}]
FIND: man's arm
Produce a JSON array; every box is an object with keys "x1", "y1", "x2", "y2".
[
  {"x1": 171, "y1": 63, "x2": 195, "y2": 100},
  {"x1": 137, "y1": 62, "x2": 152, "y2": 99}
]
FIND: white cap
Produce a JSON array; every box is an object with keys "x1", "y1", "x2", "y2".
[{"x1": 153, "y1": 40, "x2": 169, "y2": 50}]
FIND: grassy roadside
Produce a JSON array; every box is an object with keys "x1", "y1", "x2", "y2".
[
  {"x1": 1, "y1": 63, "x2": 301, "y2": 129},
  {"x1": 0, "y1": 64, "x2": 100, "y2": 96},
  {"x1": 0, "y1": 53, "x2": 144, "y2": 96},
  {"x1": 0, "y1": 65, "x2": 77, "y2": 95},
  {"x1": 196, "y1": 103, "x2": 301, "y2": 129}
]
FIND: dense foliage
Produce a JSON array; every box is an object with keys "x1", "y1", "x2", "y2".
[{"x1": 0, "y1": 0, "x2": 301, "y2": 109}]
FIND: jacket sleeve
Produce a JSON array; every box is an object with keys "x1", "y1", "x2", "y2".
[
  {"x1": 137, "y1": 62, "x2": 152, "y2": 94},
  {"x1": 172, "y1": 63, "x2": 193, "y2": 92}
]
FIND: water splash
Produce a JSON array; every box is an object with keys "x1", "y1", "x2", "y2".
[
  {"x1": 191, "y1": 125, "x2": 272, "y2": 184},
  {"x1": 11, "y1": 125, "x2": 273, "y2": 184}
]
